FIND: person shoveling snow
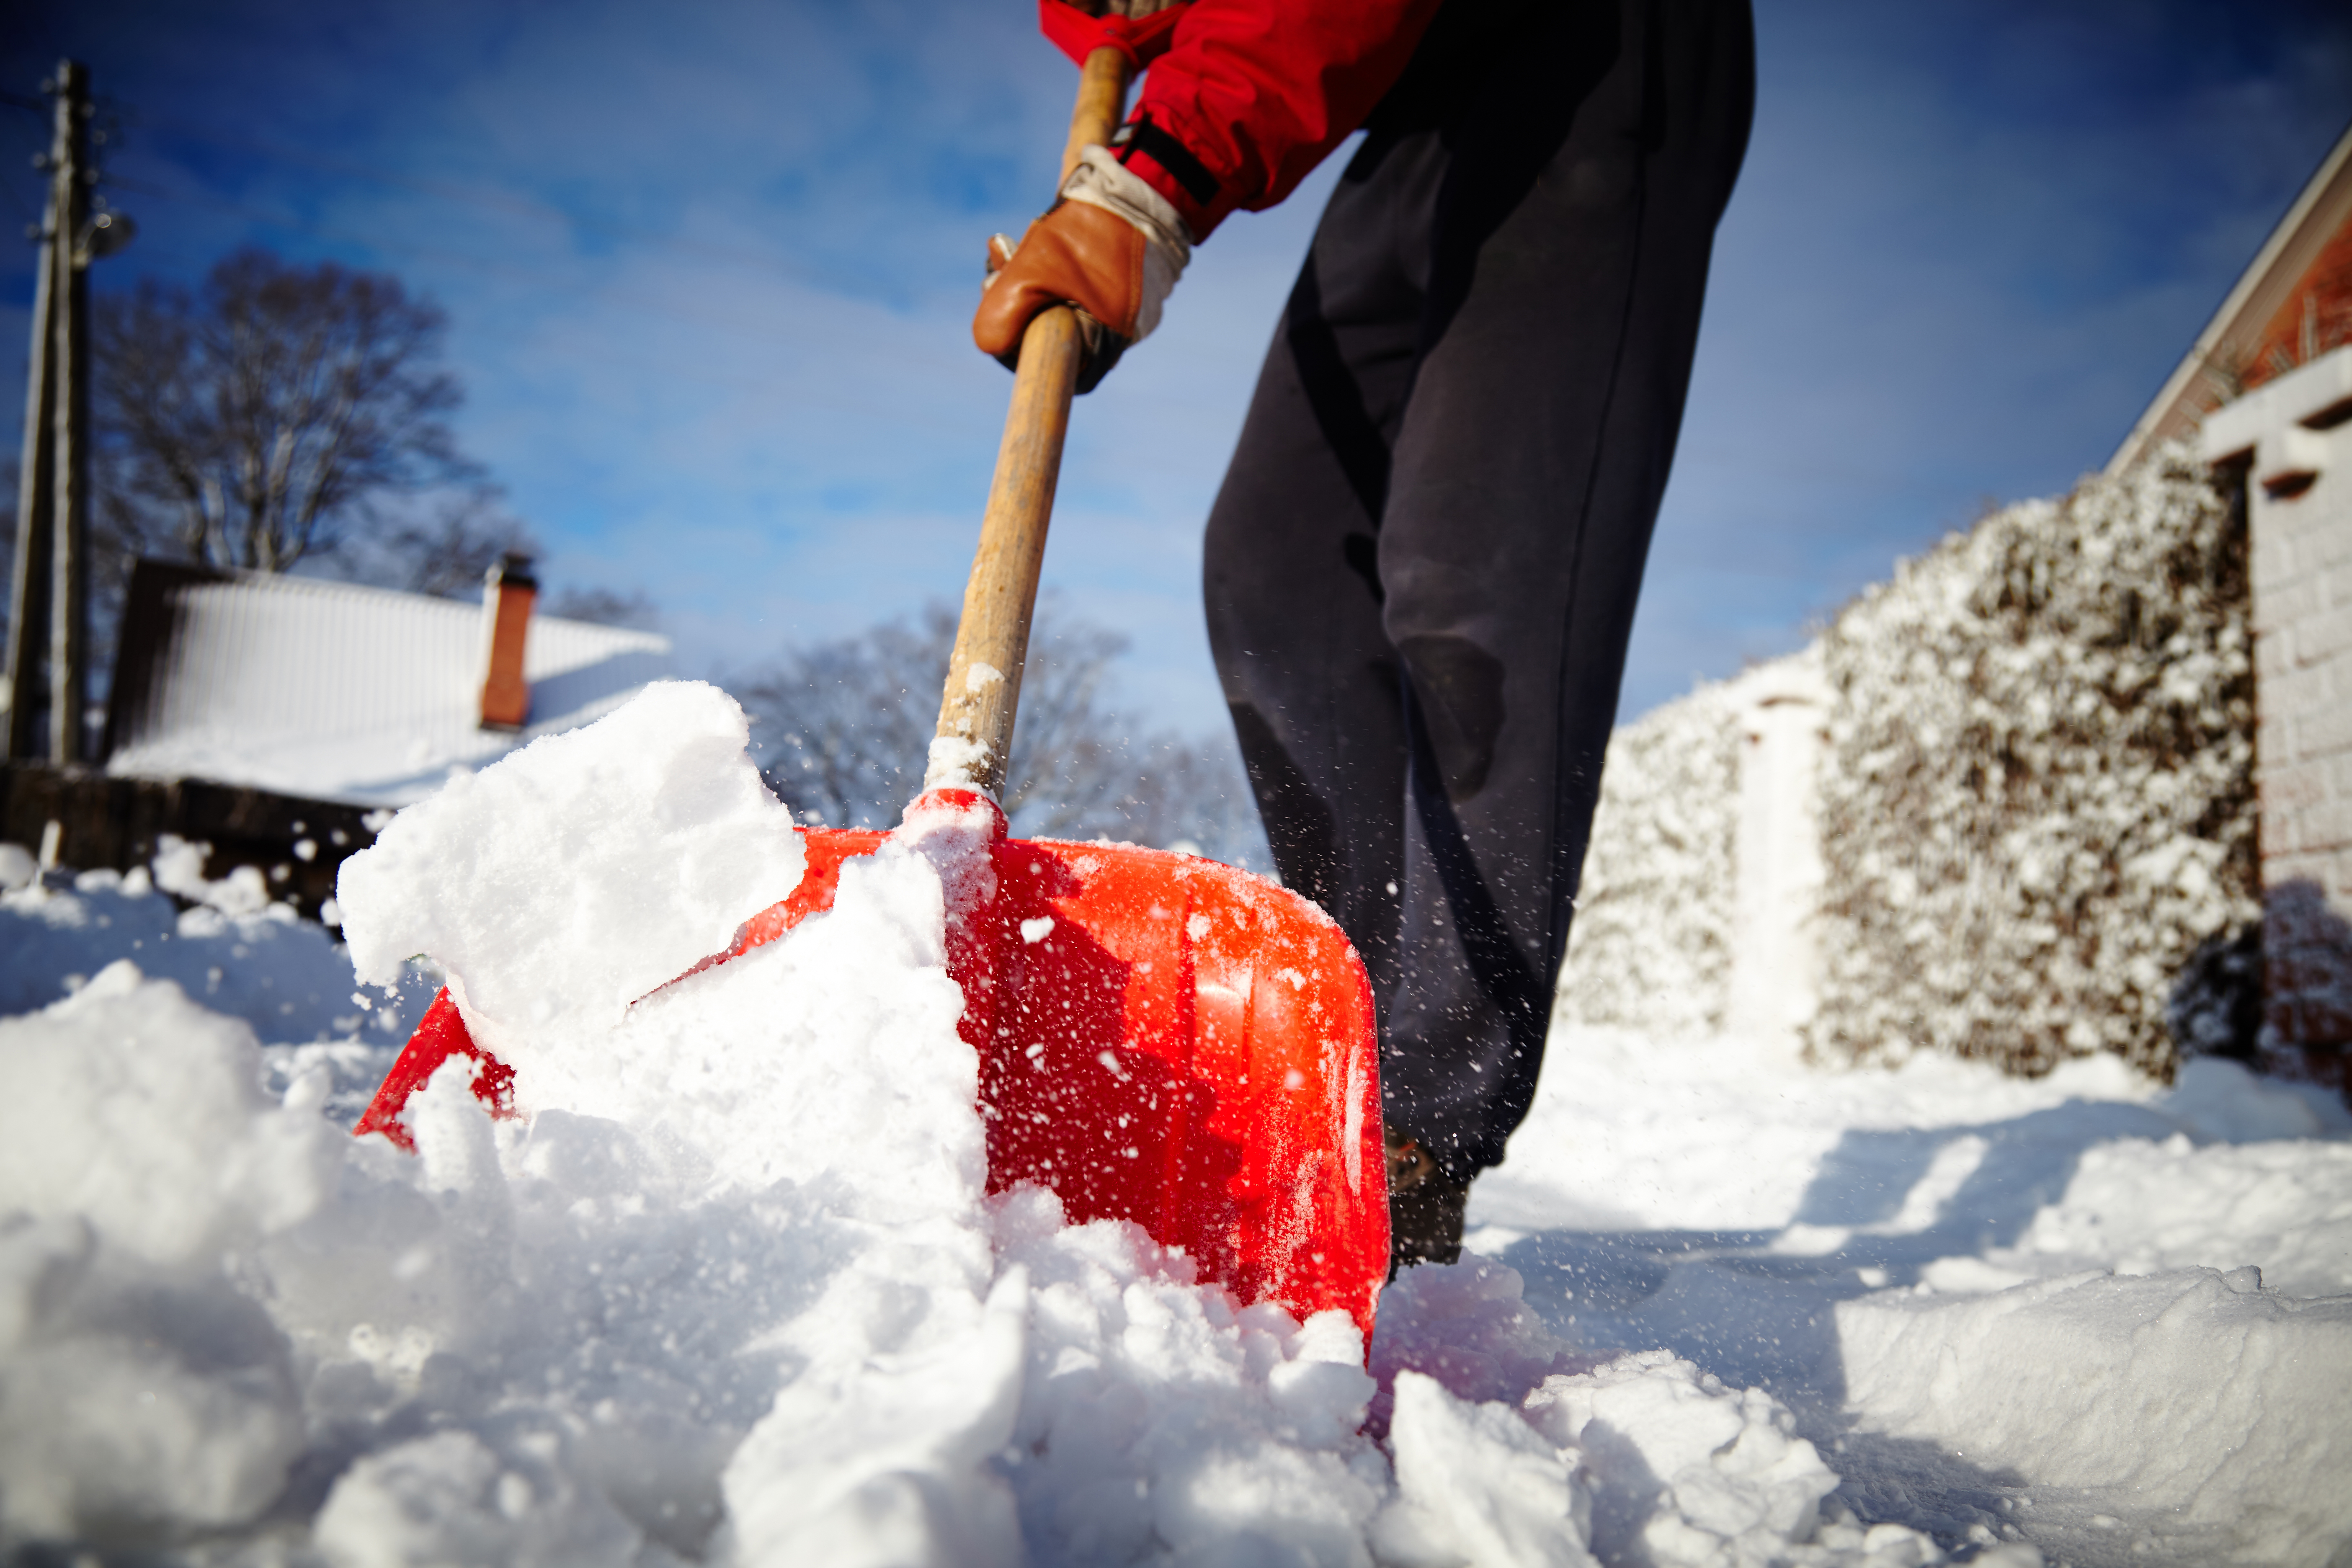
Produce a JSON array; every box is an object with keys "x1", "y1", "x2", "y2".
[
  {"x1": 978, "y1": 0, "x2": 1753, "y2": 1267},
  {"x1": 7, "y1": 3, "x2": 2349, "y2": 1560}
]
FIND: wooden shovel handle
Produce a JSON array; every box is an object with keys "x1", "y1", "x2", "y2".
[{"x1": 928, "y1": 46, "x2": 1134, "y2": 800}]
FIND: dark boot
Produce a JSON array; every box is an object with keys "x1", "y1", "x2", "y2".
[{"x1": 1386, "y1": 1137, "x2": 1468, "y2": 1275}]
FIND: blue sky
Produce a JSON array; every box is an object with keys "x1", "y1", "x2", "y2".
[{"x1": 5, "y1": 0, "x2": 2349, "y2": 735}]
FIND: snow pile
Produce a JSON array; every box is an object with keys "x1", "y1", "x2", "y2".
[
  {"x1": 1361, "y1": 1264, "x2": 1964, "y2": 1568},
  {"x1": 1368, "y1": 1266, "x2": 1962, "y2": 1568},
  {"x1": 1556, "y1": 680, "x2": 1738, "y2": 1037},
  {"x1": 0, "y1": 966, "x2": 337, "y2": 1541},
  {"x1": 1837, "y1": 1269, "x2": 2352, "y2": 1561},
  {"x1": 1811, "y1": 445, "x2": 2255, "y2": 1077},
  {"x1": 1992, "y1": 1133, "x2": 2352, "y2": 1296}
]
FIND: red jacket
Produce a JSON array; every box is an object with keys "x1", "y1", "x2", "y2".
[{"x1": 1099, "y1": 0, "x2": 1444, "y2": 240}]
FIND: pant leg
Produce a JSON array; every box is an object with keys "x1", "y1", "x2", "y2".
[
  {"x1": 1209, "y1": 0, "x2": 1755, "y2": 1180},
  {"x1": 1376, "y1": 0, "x2": 1754, "y2": 1178},
  {"x1": 1202, "y1": 142, "x2": 1449, "y2": 1009}
]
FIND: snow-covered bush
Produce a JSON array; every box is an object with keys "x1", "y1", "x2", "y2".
[
  {"x1": 1807, "y1": 446, "x2": 2255, "y2": 1078},
  {"x1": 1555, "y1": 680, "x2": 1739, "y2": 1037}
]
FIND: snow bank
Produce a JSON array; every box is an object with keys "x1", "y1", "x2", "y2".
[
  {"x1": 1989, "y1": 1132, "x2": 2352, "y2": 1298},
  {"x1": 1836, "y1": 1269, "x2": 2352, "y2": 1562}
]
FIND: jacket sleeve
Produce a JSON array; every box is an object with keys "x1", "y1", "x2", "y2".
[{"x1": 1107, "y1": 0, "x2": 1443, "y2": 240}]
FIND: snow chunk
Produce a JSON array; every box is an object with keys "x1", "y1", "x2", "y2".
[
  {"x1": 337, "y1": 680, "x2": 805, "y2": 1066},
  {"x1": 1375, "y1": 1371, "x2": 1591, "y2": 1568},
  {"x1": 313, "y1": 1427, "x2": 641, "y2": 1568},
  {"x1": 0, "y1": 968, "x2": 333, "y2": 1544},
  {"x1": 152, "y1": 832, "x2": 272, "y2": 916},
  {"x1": 0, "y1": 963, "x2": 340, "y2": 1265},
  {"x1": 1527, "y1": 1351, "x2": 1845, "y2": 1566}
]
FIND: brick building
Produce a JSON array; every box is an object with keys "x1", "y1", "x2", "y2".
[{"x1": 2112, "y1": 120, "x2": 2352, "y2": 1065}]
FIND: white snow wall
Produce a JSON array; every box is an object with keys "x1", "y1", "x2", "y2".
[{"x1": 1559, "y1": 446, "x2": 2256, "y2": 1079}]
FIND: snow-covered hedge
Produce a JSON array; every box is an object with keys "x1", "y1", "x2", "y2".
[
  {"x1": 1555, "y1": 680, "x2": 1738, "y2": 1037},
  {"x1": 1807, "y1": 446, "x2": 2255, "y2": 1078}
]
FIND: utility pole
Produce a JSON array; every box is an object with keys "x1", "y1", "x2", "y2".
[
  {"x1": 3, "y1": 60, "x2": 131, "y2": 765},
  {"x1": 3, "y1": 77, "x2": 62, "y2": 761}
]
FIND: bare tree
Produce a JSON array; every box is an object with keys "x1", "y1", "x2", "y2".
[
  {"x1": 544, "y1": 584, "x2": 660, "y2": 629},
  {"x1": 335, "y1": 486, "x2": 539, "y2": 599},
  {"x1": 731, "y1": 598, "x2": 1269, "y2": 867},
  {"x1": 735, "y1": 607, "x2": 945, "y2": 830},
  {"x1": 95, "y1": 248, "x2": 476, "y2": 575}
]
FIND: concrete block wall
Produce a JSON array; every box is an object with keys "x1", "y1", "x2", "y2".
[{"x1": 2202, "y1": 346, "x2": 2352, "y2": 1052}]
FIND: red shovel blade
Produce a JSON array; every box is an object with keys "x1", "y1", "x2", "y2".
[{"x1": 355, "y1": 792, "x2": 1391, "y2": 1338}]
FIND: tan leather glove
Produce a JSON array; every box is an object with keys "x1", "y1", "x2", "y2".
[{"x1": 973, "y1": 147, "x2": 1191, "y2": 393}]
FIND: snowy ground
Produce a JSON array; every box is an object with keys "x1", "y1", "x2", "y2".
[
  {"x1": 2, "y1": 683, "x2": 2347, "y2": 1567},
  {"x1": 1472, "y1": 1029, "x2": 2352, "y2": 1567}
]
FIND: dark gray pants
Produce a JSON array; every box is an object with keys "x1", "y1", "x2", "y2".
[{"x1": 1204, "y1": 0, "x2": 1754, "y2": 1181}]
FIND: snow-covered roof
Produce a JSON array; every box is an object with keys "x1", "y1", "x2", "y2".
[{"x1": 103, "y1": 561, "x2": 670, "y2": 807}]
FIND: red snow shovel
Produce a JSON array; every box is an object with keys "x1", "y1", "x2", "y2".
[{"x1": 356, "y1": 16, "x2": 1392, "y2": 1338}]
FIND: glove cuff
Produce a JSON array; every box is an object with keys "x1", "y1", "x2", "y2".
[{"x1": 1060, "y1": 145, "x2": 1191, "y2": 342}]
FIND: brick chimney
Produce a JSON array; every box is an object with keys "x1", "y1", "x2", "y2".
[{"x1": 479, "y1": 553, "x2": 537, "y2": 731}]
